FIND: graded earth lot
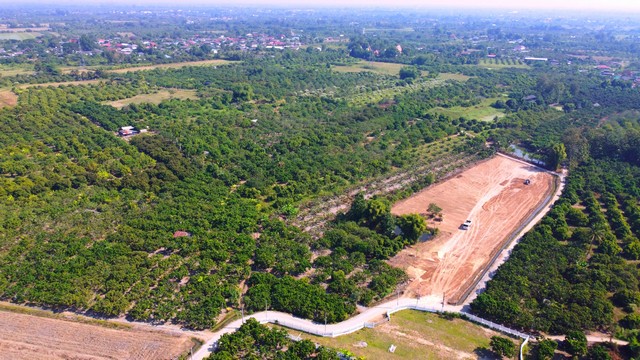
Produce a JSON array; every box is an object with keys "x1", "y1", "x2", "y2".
[
  {"x1": 389, "y1": 154, "x2": 555, "y2": 304},
  {"x1": 0, "y1": 310, "x2": 195, "y2": 360}
]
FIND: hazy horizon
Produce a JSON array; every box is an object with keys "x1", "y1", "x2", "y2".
[{"x1": 3, "y1": 0, "x2": 640, "y2": 13}]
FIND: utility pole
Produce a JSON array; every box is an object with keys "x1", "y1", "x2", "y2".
[
  {"x1": 265, "y1": 301, "x2": 268, "y2": 321},
  {"x1": 241, "y1": 302, "x2": 245, "y2": 324},
  {"x1": 397, "y1": 290, "x2": 400, "y2": 306},
  {"x1": 324, "y1": 312, "x2": 327, "y2": 334},
  {"x1": 442, "y1": 293, "x2": 445, "y2": 312}
]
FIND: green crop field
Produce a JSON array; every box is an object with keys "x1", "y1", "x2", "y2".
[
  {"x1": 478, "y1": 58, "x2": 529, "y2": 69},
  {"x1": 429, "y1": 97, "x2": 506, "y2": 122},
  {"x1": 0, "y1": 64, "x2": 33, "y2": 77},
  {"x1": 0, "y1": 32, "x2": 42, "y2": 40},
  {"x1": 104, "y1": 89, "x2": 199, "y2": 108}
]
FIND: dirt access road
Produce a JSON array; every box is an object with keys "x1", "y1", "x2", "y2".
[
  {"x1": 0, "y1": 310, "x2": 196, "y2": 360},
  {"x1": 389, "y1": 154, "x2": 556, "y2": 304}
]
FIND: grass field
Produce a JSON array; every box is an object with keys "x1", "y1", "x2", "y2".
[
  {"x1": 0, "y1": 32, "x2": 43, "y2": 41},
  {"x1": 346, "y1": 72, "x2": 470, "y2": 108},
  {"x1": 105, "y1": 89, "x2": 199, "y2": 108},
  {"x1": 277, "y1": 310, "x2": 513, "y2": 359},
  {"x1": 429, "y1": 97, "x2": 505, "y2": 122},
  {"x1": 478, "y1": 59, "x2": 529, "y2": 69},
  {"x1": 0, "y1": 64, "x2": 34, "y2": 77},
  {"x1": 437, "y1": 73, "x2": 472, "y2": 82}
]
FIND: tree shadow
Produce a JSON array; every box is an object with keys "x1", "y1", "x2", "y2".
[{"x1": 473, "y1": 347, "x2": 500, "y2": 360}]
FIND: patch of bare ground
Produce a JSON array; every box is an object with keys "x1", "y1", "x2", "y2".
[
  {"x1": 0, "y1": 89, "x2": 18, "y2": 108},
  {"x1": 0, "y1": 310, "x2": 196, "y2": 360},
  {"x1": 388, "y1": 154, "x2": 555, "y2": 303},
  {"x1": 376, "y1": 323, "x2": 476, "y2": 359}
]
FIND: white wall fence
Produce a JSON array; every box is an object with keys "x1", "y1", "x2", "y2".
[
  {"x1": 250, "y1": 306, "x2": 531, "y2": 340},
  {"x1": 386, "y1": 304, "x2": 529, "y2": 339}
]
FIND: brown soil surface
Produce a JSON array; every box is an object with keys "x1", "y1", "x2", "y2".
[
  {"x1": 0, "y1": 311, "x2": 195, "y2": 360},
  {"x1": 0, "y1": 89, "x2": 18, "y2": 108},
  {"x1": 389, "y1": 154, "x2": 554, "y2": 303}
]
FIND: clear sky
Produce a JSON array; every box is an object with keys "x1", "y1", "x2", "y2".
[{"x1": 5, "y1": 0, "x2": 640, "y2": 12}]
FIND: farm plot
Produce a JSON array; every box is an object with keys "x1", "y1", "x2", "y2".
[
  {"x1": 0, "y1": 32, "x2": 43, "y2": 41},
  {"x1": 106, "y1": 59, "x2": 234, "y2": 74},
  {"x1": 105, "y1": 89, "x2": 198, "y2": 108},
  {"x1": 293, "y1": 137, "x2": 483, "y2": 236},
  {"x1": 428, "y1": 97, "x2": 505, "y2": 122},
  {"x1": 389, "y1": 154, "x2": 555, "y2": 304},
  {"x1": 0, "y1": 310, "x2": 196, "y2": 360},
  {"x1": 332, "y1": 61, "x2": 408, "y2": 76},
  {"x1": 478, "y1": 58, "x2": 529, "y2": 69},
  {"x1": 0, "y1": 89, "x2": 18, "y2": 108}
]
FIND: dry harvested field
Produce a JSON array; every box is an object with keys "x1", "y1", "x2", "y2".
[
  {"x1": 389, "y1": 154, "x2": 555, "y2": 304},
  {"x1": 105, "y1": 89, "x2": 198, "y2": 108},
  {"x1": 0, "y1": 89, "x2": 18, "y2": 108},
  {"x1": 0, "y1": 310, "x2": 195, "y2": 360},
  {"x1": 107, "y1": 59, "x2": 234, "y2": 74}
]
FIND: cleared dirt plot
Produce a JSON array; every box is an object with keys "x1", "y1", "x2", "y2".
[
  {"x1": 0, "y1": 89, "x2": 18, "y2": 108},
  {"x1": 389, "y1": 154, "x2": 555, "y2": 304},
  {"x1": 105, "y1": 89, "x2": 198, "y2": 108},
  {"x1": 332, "y1": 61, "x2": 407, "y2": 76},
  {"x1": 0, "y1": 310, "x2": 195, "y2": 360}
]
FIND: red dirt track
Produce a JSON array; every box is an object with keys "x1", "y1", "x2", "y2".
[{"x1": 389, "y1": 154, "x2": 555, "y2": 304}]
